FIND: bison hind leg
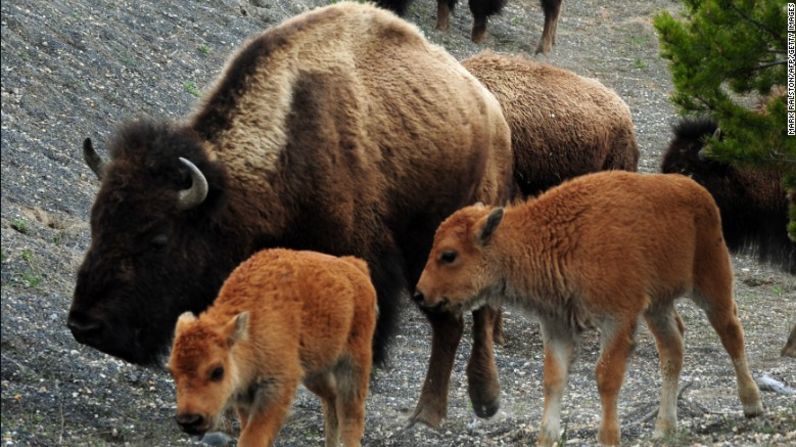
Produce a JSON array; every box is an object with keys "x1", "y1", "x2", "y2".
[
  {"x1": 644, "y1": 305, "x2": 684, "y2": 438},
  {"x1": 332, "y1": 355, "x2": 370, "y2": 447},
  {"x1": 305, "y1": 372, "x2": 341, "y2": 447}
]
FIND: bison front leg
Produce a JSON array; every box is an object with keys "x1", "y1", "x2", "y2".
[
  {"x1": 535, "y1": 0, "x2": 563, "y2": 55},
  {"x1": 410, "y1": 309, "x2": 464, "y2": 428},
  {"x1": 238, "y1": 382, "x2": 297, "y2": 447},
  {"x1": 467, "y1": 306, "x2": 501, "y2": 419}
]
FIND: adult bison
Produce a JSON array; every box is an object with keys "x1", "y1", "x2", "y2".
[
  {"x1": 376, "y1": 0, "x2": 564, "y2": 54},
  {"x1": 68, "y1": 0, "x2": 512, "y2": 424},
  {"x1": 661, "y1": 117, "x2": 794, "y2": 273},
  {"x1": 462, "y1": 51, "x2": 638, "y2": 197}
]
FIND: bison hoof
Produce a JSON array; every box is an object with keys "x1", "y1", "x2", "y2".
[
  {"x1": 408, "y1": 404, "x2": 445, "y2": 429},
  {"x1": 472, "y1": 397, "x2": 499, "y2": 419},
  {"x1": 743, "y1": 401, "x2": 763, "y2": 418}
]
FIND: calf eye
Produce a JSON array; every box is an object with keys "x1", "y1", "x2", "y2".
[
  {"x1": 209, "y1": 366, "x2": 224, "y2": 382},
  {"x1": 440, "y1": 250, "x2": 457, "y2": 264}
]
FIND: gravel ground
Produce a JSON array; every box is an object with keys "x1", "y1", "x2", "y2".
[{"x1": 1, "y1": 0, "x2": 794, "y2": 446}]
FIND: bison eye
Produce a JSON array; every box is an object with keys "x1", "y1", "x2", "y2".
[
  {"x1": 439, "y1": 250, "x2": 457, "y2": 264},
  {"x1": 209, "y1": 366, "x2": 224, "y2": 382},
  {"x1": 151, "y1": 234, "x2": 169, "y2": 248}
]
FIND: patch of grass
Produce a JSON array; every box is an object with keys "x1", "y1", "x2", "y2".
[
  {"x1": 197, "y1": 44, "x2": 210, "y2": 56},
  {"x1": 634, "y1": 58, "x2": 648, "y2": 70},
  {"x1": 11, "y1": 218, "x2": 29, "y2": 234},
  {"x1": 183, "y1": 81, "x2": 201, "y2": 97},
  {"x1": 52, "y1": 233, "x2": 64, "y2": 246},
  {"x1": 18, "y1": 249, "x2": 43, "y2": 288},
  {"x1": 21, "y1": 271, "x2": 42, "y2": 288},
  {"x1": 20, "y1": 249, "x2": 33, "y2": 264},
  {"x1": 628, "y1": 34, "x2": 650, "y2": 47}
]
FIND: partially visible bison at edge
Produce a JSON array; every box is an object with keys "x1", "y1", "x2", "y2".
[
  {"x1": 377, "y1": 0, "x2": 564, "y2": 54},
  {"x1": 661, "y1": 117, "x2": 794, "y2": 274}
]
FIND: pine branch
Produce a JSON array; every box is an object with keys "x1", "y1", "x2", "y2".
[{"x1": 728, "y1": 3, "x2": 783, "y2": 42}]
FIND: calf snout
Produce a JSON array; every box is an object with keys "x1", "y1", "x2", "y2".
[{"x1": 176, "y1": 412, "x2": 206, "y2": 435}]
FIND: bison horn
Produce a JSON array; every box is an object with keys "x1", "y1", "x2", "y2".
[
  {"x1": 82, "y1": 138, "x2": 106, "y2": 180},
  {"x1": 176, "y1": 157, "x2": 208, "y2": 210}
]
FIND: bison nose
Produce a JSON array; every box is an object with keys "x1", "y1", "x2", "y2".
[
  {"x1": 412, "y1": 291, "x2": 425, "y2": 304},
  {"x1": 66, "y1": 312, "x2": 103, "y2": 343},
  {"x1": 176, "y1": 413, "x2": 205, "y2": 433}
]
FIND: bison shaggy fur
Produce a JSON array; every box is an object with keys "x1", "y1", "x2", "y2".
[{"x1": 464, "y1": 51, "x2": 639, "y2": 197}]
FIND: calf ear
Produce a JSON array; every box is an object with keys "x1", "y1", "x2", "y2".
[
  {"x1": 175, "y1": 312, "x2": 196, "y2": 334},
  {"x1": 225, "y1": 312, "x2": 250, "y2": 347},
  {"x1": 477, "y1": 208, "x2": 504, "y2": 245}
]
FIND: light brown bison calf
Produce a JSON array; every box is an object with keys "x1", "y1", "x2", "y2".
[
  {"x1": 169, "y1": 249, "x2": 377, "y2": 447},
  {"x1": 414, "y1": 171, "x2": 763, "y2": 446}
]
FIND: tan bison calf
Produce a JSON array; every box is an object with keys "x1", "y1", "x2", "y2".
[
  {"x1": 169, "y1": 249, "x2": 377, "y2": 447},
  {"x1": 414, "y1": 171, "x2": 763, "y2": 446}
]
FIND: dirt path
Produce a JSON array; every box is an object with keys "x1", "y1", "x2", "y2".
[{"x1": 2, "y1": 0, "x2": 794, "y2": 445}]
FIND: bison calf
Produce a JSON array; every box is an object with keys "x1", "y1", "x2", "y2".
[
  {"x1": 415, "y1": 171, "x2": 762, "y2": 446},
  {"x1": 169, "y1": 249, "x2": 377, "y2": 447}
]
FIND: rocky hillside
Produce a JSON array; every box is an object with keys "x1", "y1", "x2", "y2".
[{"x1": 2, "y1": 0, "x2": 794, "y2": 445}]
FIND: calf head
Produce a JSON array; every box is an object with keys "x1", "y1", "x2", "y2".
[
  {"x1": 414, "y1": 205, "x2": 504, "y2": 313},
  {"x1": 169, "y1": 311, "x2": 249, "y2": 436}
]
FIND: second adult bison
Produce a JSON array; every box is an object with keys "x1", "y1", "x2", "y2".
[
  {"x1": 464, "y1": 51, "x2": 638, "y2": 197},
  {"x1": 661, "y1": 117, "x2": 794, "y2": 273}
]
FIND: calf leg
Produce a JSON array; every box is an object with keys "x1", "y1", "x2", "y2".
[
  {"x1": 644, "y1": 306, "x2": 685, "y2": 438},
  {"x1": 238, "y1": 381, "x2": 299, "y2": 447},
  {"x1": 694, "y1": 298, "x2": 762, "y2": 416},
  {"x1": 467, "y1": 306, "x2": 501, "y2": 418},
  {"x1": 436, "y1": 0, "x2": 456, "y2": 30},
  {"x1": 493, "y1": 308, "x2": 505, "y2": 346},
  {"x1": 595, "y1": 319, "x2": 637, "y2": 446},
  {"x1": 536, "y1": 0, "x2": 563, "y2": 54},
  {"x1": 305, "y1": 373, "x2": 340, "y2": 447},
  {"x1": 411, "y1": 309, "x2": 464, "y2": 427},
  {"x1": 537, "y1": 318, "x2": 576, "y2": 447},
  {"x1": 335, "y1": 358, "x2": 370, "y2": 447}
]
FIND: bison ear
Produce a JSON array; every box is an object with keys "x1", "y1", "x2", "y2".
[
  {"x1": 476, "y1": 207, "x2": 504, "y2": 245},
  {"x1": 225, "y1": 311, "x2": 249, "y2": 347},
  {"x1": 175, "y1": 312, "x2": 197, "y2": 334}
]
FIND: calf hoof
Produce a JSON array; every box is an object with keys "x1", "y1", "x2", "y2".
[
  {"x1": 597, "y1": 427, "x2": 620, "y2": 446},
  {"x1": 409, "y1": 403, "x2": 445, "y2": 429},
  {"x1": 743, "y1": 401, "x2": 763, "y2": 418},
  {"x1": 652, "y1": 424, "x2": 675, "y2": 440}
]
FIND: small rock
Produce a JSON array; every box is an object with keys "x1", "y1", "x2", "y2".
[{"x1": 200, "y1": 431, "x2": 233, "y2": 447}]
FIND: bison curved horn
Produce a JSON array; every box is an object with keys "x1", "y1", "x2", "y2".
[
  {"x1": 176, "y1": 157, "x2": 209, "y2": 210},
  {"x1": 82, "y1": 138, "x2": 106, "y2": 180}
]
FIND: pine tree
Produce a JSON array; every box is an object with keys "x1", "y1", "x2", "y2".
[{"x1": 654, "y1": 0, "x2": 796, "y2": 240}]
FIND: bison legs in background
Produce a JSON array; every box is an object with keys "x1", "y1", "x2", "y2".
[
  {"x1": 536, "y1": 0, "x2": 562, "y2": 55},
  {"x1": 411, "y1": 306, "x2": 501, "y2": 427},
  {"x1": 782, "y1": 324, "x2": 796, "y2": 357},
  {"x1": 436, "y1": 0, "x2": 456, "y2": 30}
]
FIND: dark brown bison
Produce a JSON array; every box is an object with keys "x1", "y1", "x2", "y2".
[
  {"x1": 69, "y1": 3, "x2": 513, "y2": 428},
  {"x1": 661, "y1": 117, "x2": 794, "y2": 274},
  {"x1": 376, "y1": 0, "x2": 564, "y2": 54},
  {"x1": 462, "y1": 51, "x2": 638, "y2": 197}
]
